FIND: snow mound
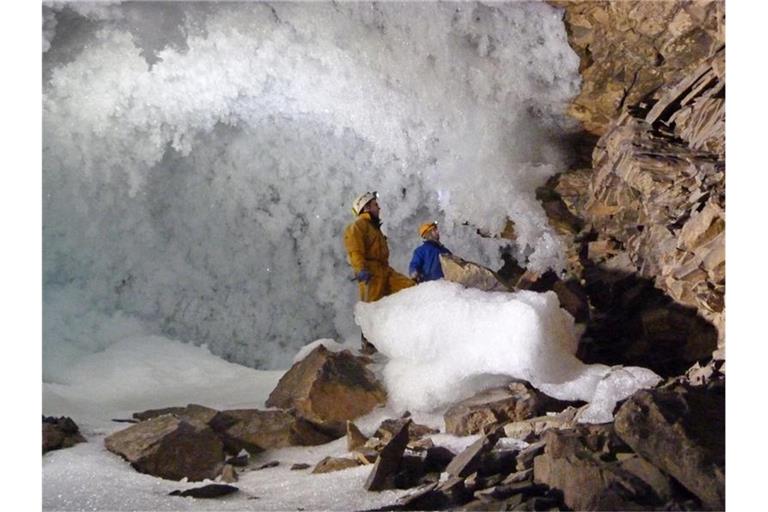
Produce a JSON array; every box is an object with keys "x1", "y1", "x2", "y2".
[{"x1": 355, "y1": 281, "x2": 661, "y2": 423}]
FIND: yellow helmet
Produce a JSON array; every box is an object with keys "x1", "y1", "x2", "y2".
[
  {"x1": 352, "y1": 191, "x2": 378, "y2": 215},
  {"x1": 418, "y1": 221, "x2": 438, "y2": 237}
]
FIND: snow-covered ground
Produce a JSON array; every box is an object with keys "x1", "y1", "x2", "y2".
[
  {"x1": 42, "y1": 335, "x2": 455, "y2": 511},
  {"x1": 41, "y1": 281, "x2": 666, "y2": 511}
]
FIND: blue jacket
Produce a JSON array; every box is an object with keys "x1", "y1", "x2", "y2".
[{"x1": 409, "y1": 240, "x2": 452, "y2": 282}]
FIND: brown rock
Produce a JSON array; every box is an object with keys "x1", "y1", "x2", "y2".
[
  {"x1": 209, "y1": 409, "x2": 334, "y2": 455},
  {"x1": 43, "y1": 416, "x2": 86, "y2": 454},
  {"x1": 503, "y1": 406, "x2": 579, "y2": 441},
  {"x1": 104, "y1": 415, "x2": 224, "y2": 481},
  {"x1": 614, "y1": 384, "x2": 725, "y2": 510},
  {"x1": 373, "y1": 417, "x2": 439, "y2": 443},
  {"x1": 255, "y1": 460, "x2": 280, "y2": 470},
  {"x1": 394, "y1": 482, "x2": 450, "y2": 510},
  {"x1": 444, "y1": 382, "x2": 573, "y2": 436},
  {"x1": 515, "y1": 440, "x2": 547, "y2": 472},
  {"x1": 219, "y1": 464, "x2": 238, "y2": 483},
  {"x1": 352, "y1": 449, "x2": 378, "y2": 465},
  {"x1": 132, "y1": 403, "x2": 219, "y2": 425},
  {"x1": 312, "y1": 456, "x2": 361, "y2": 474},
  {"x1": 435, "y1": 476, "x2": 471, "y2": 504},
  {"x1": 578, "y1": 46, "x2": 725, "y2": 353},
  {"x1": 533, "y1": 425, "x2": 666, "y2": 510},
  {"x1": 551, "y1": 0, "x2": 723, "y2": 135},
  {"x1": 419, "y1": 446, "x2": 453, "y2": 476},
  {"x1": 265, "y1": 346, "x2": 386, "y2": 431},
  {"x1": 168, "y1": 484, "x2": 238, "y2": 499},
  {"x1": 346, "y1": 421, "x2": 368, "y2": 451},
  {"x1": 225, "y1": 452, "x2": 249, "y2": 467},
  {"x1": 619, "y1": 455, "x2": 675, "y2": 503},
  {"x1": 445, "y1": 431, "x2": 500, "y2": 478},
  {"x1": 439, "y1": 253, "x2": 511, "y2": 292},
  {"x1": 551, "y1": 279, "x2": 590, "y2": 323},
  {"x1": 364, "y1": 419, "x2": 411, "y2": 491}
]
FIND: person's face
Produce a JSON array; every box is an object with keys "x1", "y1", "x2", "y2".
[
  {"x1": 426, "y1": 226, "x2": 440, "y2": 242},
  {"x1": 367, "y1": 199, "x2": 380, "y2": 217}
]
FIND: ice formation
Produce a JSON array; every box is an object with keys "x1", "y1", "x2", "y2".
[
  {"x1": 43, "y1": 1, "x2": 581, "y2": 369},
  {"x1": 355, "y1": 281, "x2": 662, "y2": 423}
]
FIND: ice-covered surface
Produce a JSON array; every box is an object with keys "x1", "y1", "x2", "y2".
[
  {"x1": 43, "y1": 1, "x2": 581, "y2": 369},
  {"x1": 355, "y1": 281, "x2": 662, "y2": 423},
  {"x1": 41, "y1": 334, "x2": 445, "y2": 511}
]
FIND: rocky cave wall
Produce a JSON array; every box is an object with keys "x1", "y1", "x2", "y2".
[
  {"x1": 536, "y1": 0, "x2": 725, "y2": 375},
  {"x1": 550, "y1": 0, "x2": 724, "y2": 136}
]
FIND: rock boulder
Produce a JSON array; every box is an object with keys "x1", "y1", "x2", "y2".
[
  {"x1": 265, "y1": 346, "x2": 386, "y2": 433},
  {"x1": 614, "y1": 383, "x2": 725, "y2": 510},
  {"x1": 43, "y1": 416, "x2": 86, "y2": 454},
  {"x1": 104, "y1": 415, "x2": 224, "y2": 481},
  {"x1": 533, "y1": 425, "x2": 669, "y2": 510}
]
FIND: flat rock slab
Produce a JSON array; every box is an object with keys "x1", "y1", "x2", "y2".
[
  {"x1": 132, "y1": 404, "x2": 219, "y2": 425},
  {"x1": 169, "y1": 484, "x2": 238, "y2": 499},
  {"x1": 209, "y1": 408, "x2": 334, "y2": 455},
  {"x1": 445, "y1": 431, "x2": 500, "y2": 478},
  {"x1": 312, "y1": 456, "x2": 361, "y2": 474},
  {"x1": 365, "y1": 419, "x2": 411, "y2": 491},
  {"x1": 440, "y1": 253, "x2": 510, "y2": 292}
]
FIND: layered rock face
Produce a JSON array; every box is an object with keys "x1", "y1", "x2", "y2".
[
  {"x1": 584, "y1": 49, "x2": 724, "y2": 339},
  {"x1": 531, "y1": 1, "x2": 726, "y2": 375},
  {"x1": 550, "y1": 0, "x2": 724, "y2": 135},
  {"x1": 557, "y1": 47, "x2": 725, "y2": 355}
]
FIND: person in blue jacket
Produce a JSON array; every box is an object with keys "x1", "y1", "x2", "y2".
[{"x1": 409, "y1": 221, "x2": 452, "y2": 283}]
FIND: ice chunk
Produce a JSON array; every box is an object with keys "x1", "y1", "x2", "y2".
[{"x1": 355, "y1": 281, "x2": 661, "y2": 421}]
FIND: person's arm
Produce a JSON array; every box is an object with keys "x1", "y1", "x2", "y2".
[
  {"x1": 343, "y1": 221, "x2": 367, "y2": 275},
  {"x1": 409, "y1": 247, "x2": 423, "y2": 282}
]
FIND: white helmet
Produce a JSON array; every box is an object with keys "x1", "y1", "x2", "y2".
[{"x1": 352, "y1": 191, "x2": 378, "y2": 215}]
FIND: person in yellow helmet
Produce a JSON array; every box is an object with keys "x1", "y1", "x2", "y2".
[
  {"x1": 409, "y1": 221, "x2": 452, "y2": 283},
  {"x1": 343, "y1": 191, "x2": 415, "y2": 303}
]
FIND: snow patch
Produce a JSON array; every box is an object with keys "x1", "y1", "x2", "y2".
[{"x1": 292, "y1": 338, "x2": 351, "y2": 364}]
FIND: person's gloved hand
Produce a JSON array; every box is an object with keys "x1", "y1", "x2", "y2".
[{"x1": 356, "y1": 270, "x2": 372, "y2": 283}]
